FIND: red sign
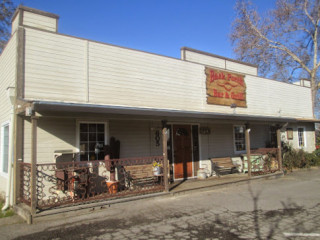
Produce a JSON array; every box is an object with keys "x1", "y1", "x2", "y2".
[{"x1": 205, "y1": 67, "x2": 247, "y2": 108}]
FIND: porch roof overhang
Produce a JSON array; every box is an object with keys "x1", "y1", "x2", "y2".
[{"x1": 31, "y1": 101, "x2": 319, "y2": 123}]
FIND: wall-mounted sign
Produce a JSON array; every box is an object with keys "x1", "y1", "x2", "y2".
[{"x1": 205, "y1": 67, "x2": 247, "y2": 108}]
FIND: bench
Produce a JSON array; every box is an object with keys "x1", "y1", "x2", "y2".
[
  {"x1": 118, "y1": 164, "x2": 162, "y2": 189},
  {"x1": 211, "y1": 157, "x2": 241, "y2": 176}
]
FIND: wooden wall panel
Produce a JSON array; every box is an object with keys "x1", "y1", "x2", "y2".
[
  {"x1": 88, "y1": 42, "x2": 204, "y2": 110},
  {"x1": 22, "y1": 28, "x2": 313, "y2": 119},
  {"x1": 0, "y1": 33, "x2": 17, "y2": 194},
  {"x1": 23, "y1": 11, "x2": 57, "y2": 32},
  {"x1": 183, "y1": 49, "x2": 258, "y2": 76},
  {"x1": 109, "y1": 120, "x2": 162, "y2": 158},
  {"x1": 24, "y1": 29, "x2": 87, "y2": 102},
  {"x1": 23, "y1": 118, "x2": 76, "y2": 164}
]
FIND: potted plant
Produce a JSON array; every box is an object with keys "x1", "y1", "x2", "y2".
[{"x1": 152, "y1": 161, "x2": 162, "y2": 175}]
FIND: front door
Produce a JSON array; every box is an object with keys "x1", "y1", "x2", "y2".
[{"x1": 173, "y1": 125, "x2": 193, "y2": 179}]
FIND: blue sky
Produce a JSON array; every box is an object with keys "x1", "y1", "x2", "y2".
[{"x1": 13, "y1": 0, "x2": 276, "y2": 59}]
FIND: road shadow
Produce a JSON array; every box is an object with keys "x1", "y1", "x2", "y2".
[{"x1": 212, "y1": 181, "x2": 320, "y2": 239}]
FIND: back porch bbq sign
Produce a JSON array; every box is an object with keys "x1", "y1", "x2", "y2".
[{"x1": 205, "y1": 67, "x2": 247, "y2": 108}]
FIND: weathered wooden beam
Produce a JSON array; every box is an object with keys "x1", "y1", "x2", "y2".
[
  {"x1": 245, "y1": 128, "x2": 251, "y2": 178},
  {"x1": 162, "y1": 127, "x2": 169, "y2": 192},
  {"x1": 30, "y1": 116, "x2": 38, "y2": 217},
  {"x1": 276, "y1": 128, "x2": 283, "y2": 171},
  {"x1": 15, "y1": 99, "x2": 32, "y2": 115}
]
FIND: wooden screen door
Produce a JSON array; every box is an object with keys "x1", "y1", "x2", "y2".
[{"x1": 173, "y1": 125, "x2": 193, "y2": 179}]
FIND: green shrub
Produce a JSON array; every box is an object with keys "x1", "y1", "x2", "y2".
[
  {"x1": 0, "y1": 197, "x2": 15, "y2": 218},
  {"x1": 282, "y1": 142, "x2": 320, "y2": 171}
]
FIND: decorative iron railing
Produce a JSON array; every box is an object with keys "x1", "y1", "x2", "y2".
[
  {"x1": 20, "y1": 156, "x2": 164, "y2": 210},
  {"x1": 19, "y1": 162, "x2": 31, "y2": 205}
]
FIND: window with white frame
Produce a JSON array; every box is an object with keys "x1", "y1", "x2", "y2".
[
  {"x1": 234, "y1": 125, "x2": 246, "y2": 152},
  {"x1": 1, "y1": 123, "x2": 9, "y2": 175},
  {"x1": 298, "y1": 127, "x2": 306, "y2": 148},
  {"x1": 79, "y1": 123, "x2": 108, "y2": 161}
]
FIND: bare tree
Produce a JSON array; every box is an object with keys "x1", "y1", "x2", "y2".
[
  {"x1": 0, "y1": 0, "x2": 15, "y2": 53},
  {"x1": 230, "y1": 0, "x2": 320, "y2": 117}
]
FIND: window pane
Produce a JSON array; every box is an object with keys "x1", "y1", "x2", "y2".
[
  {"x1": 80, "y1": 123, "x2": 88, "y2": 132},
  {"x1": 97, "y1": 133, "x2": 104, "y2": 142},
  {"x1": 80, "y1": 153, "x2": 88, "y2": 161},
  {"x1": 89, "y1": 142, "x2": 96, "y2": 152},
  {"x1": 89, "y1": 124, "x2": 96, "y2": 132},
  {"x1": 80, "y1": 132, "x2": 88, "y2": 142},
  {"x1": 79, "y1": 123, "x2": 105, "y2": 161},
  {"x1": 234, "y1": 126, "x2": 245, "y2": 152},
  {"x1": 97, "y1": 124, "x2": 104, "y2": 133},
  {"x1": 298, "y1": 128, "x2": 305, "y2": 147},
  {"x1": 89, "y1": 132, "x2": 96, "y2": 141}
]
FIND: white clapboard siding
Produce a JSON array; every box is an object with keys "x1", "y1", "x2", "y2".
[
  {"x1": 89, "y1": 41, "x2": 204, "y2": 110},
  {"x1": 184, "y1": 50, "x2": 226, "y2": 69},
  {"x1": 23, "y1": 118, "x2": 76, "y2": 164},
  {"x1": 24, "y1": 28, "x2": 87, "y2": 102},
  {"x1": 284, "y1": 123, "x2": 315, "y2": 153},
  {"x1": 0, "y1": 34, "x2": 17, "y2": 193},
  {"x1": 226, "y1": 60, "x2": 258, "y2": 76},
  {"x1": 11, "y1": 12, "x2": 20, "y2": 35},
  {"x1": 23, "y1": 28, "x2": 313, "y2": 119},
  {"x1": 23, "y1": 11, "x2": 57, "y2": 32},
  {"x1": 109, "y1": 120, "x2": 161, "y2": 158},
  {"x1": 200, "y1": 123, "x2": 235, "y2": 159},
  {"x1": 183, "y1": 49, "x2": 258, "y2": 76},
  {"x1": 0, "y1": 34, "x2": 16, "y2": 128},
  {"x1": 250, "y1": 124, "x2": 270, "y2": 149}
]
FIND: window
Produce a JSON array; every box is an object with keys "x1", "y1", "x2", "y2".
[
  {"x1": 298, "y1": 127, "x2": 306, "y2": 148},
  {"x1": 1, "y1": 123, "x2": 9, "y2": 175},
  {"x1": 234, "y1": 125, "x2": 246, "y2": 152},
  {"x1": 79, "y1": 123, "x2": 107, "y2": 161}
]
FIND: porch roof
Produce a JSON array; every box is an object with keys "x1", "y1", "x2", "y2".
[{"x1": 31, "y1": 101, "x2": 319, "y2": 123}]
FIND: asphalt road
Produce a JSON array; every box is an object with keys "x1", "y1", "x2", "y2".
[{"x1": 1, "y1": 168, "x2": 320, "y2": 240}]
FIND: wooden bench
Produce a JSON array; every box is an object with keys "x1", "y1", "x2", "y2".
[
  {"x1": 119, "y1": 164, "x2": 162, "y2": 189},
  {"x1": 211, "y1": 157, "x2": 240, "y2": 176}
]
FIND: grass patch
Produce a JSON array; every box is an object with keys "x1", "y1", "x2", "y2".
[{"x1": 0, "y1": 198, "x2": 15, "y2": 218}]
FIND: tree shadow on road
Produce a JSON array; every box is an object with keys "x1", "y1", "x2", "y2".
[{"x1": 212, "y1": 181, "x2": 320, "y2": 240}]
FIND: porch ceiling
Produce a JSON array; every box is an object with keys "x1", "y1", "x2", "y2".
[{"x1": 31, "y1": 101, "x2": 318, "y2": 123}]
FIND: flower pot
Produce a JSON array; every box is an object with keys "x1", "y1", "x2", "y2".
[
  {"x1": 153, "y1": 166, "x2": 161, "y2": 175},
  {"x1": 197, "y1": 168, "x2": 207, "y2": 179},
  {"x1": 106, "y1": 181, "x2": 119, "y2": 194}
]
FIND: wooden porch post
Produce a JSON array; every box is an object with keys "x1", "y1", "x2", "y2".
[
  {"x1": 162, "y1": 127, "x2": 169, "y2": 192},
  {"x1": 31, "y1": 116, "x2": 38, "y2": 216},
  {"x1": 276, "y1": 128, "x2": 283, "y2": 171},
  {"x1": 245, "y1": 128, "x2": 251, "y2": 178}
]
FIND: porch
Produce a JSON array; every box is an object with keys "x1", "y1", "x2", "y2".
[
  {"x1": 15, "y1": 164, "x2": 284, "y2": 224},
  {"x1": 18, "y1": 146, "x2": 281, "y2": 213}
]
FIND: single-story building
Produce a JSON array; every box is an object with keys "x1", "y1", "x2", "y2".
[{"x1": 0, "y1": 6, "x2": 317, "y2": 215}]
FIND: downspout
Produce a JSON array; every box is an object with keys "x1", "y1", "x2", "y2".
[{"x1": 2, "y1": 87, "x2": 15, "y2": 211}]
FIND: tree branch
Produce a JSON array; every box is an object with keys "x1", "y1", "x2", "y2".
[
  {"x1": 304, "y1": 0, "x2": 316, "y2": 26},
  {"x1": 243, "y1": 10, "x2": 312, "y2": 75}
]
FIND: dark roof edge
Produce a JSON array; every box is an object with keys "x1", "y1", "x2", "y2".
[{"x1": 181, "y1": 47, "x2": 258, "y2": 69}]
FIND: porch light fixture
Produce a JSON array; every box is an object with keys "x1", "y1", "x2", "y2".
[
  {"x1": 230, "y1": 103, "x2": 237, "y2": 114},
  {"x1": 230, "y1": 103, "x2": 237, "y2": 108}
]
